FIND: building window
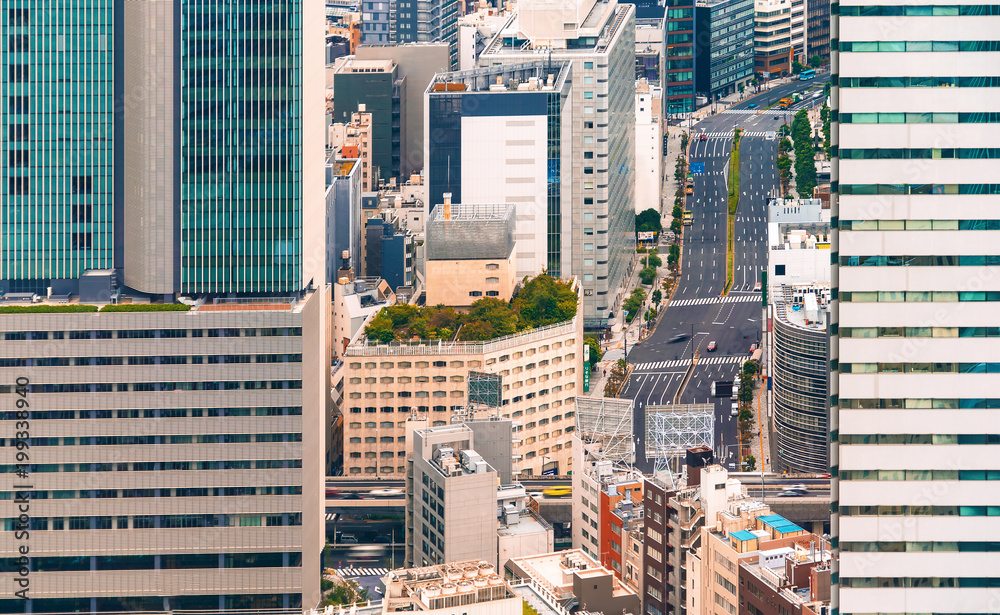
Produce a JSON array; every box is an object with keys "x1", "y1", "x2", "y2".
[
  {"x1": 486, "y1": 277, "x2": 499, "y2": 283},
  {"x1": 486, "y1": 263, "x2": 499, "y2": 270}
]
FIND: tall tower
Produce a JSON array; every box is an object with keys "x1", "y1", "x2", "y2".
[
  {"x1": 832, "y1": 1, "x2": 1000, "y2": 610},
  {"x1": 122, "y1": 1, "x2": 326, "y2": 297},
  {"x1": 1, "y1": 2, "x2": 118, "y2": 294}
]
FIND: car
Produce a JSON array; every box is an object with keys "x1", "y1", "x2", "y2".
[
  {"x1": 529, "y1": 491, "x2": 544, "y2": 498},
  {"x1": 747, "y1": 103, "x2": 757, "y2": 109},
  {"x1": 727, "y1": 463, "x2": 736, "y2": 470},
  {"x1": 816, "y1": 473, "x2": 832, "y2": 479},
  {"x1": 749, "y1": 342, "x2": 759, "y2": 352},
  {"x1": 339, "y1": 534, "x2": 359, "y2": 544},
  {"x1": 342, "y1": 492, "x2": 363, "y2": 500},
  {"x1": 325, "y1": 488, "x2": 341, "y2": 497},
  {"x1": 753, "y1": 281, "x2": 762, "y2": 292},
  {"x1": 668, "y1": 333, "x2": 689, "y2": 343},
  {"x1": 699, "y1": 134, "x2": 707, "y2": 141},
  {"x1": 373, "y1": 536, "x2": 392, "y2": 544},
  {"x1": 790, "y1": 484, "x2": 809, "y2": 493},
  {"x1": 777, "y1": 491, "x2": 805, "y2": 498},
  {"x1": 707, "y1": 341, "x2": 717, "y2": 352},
  {"x1": 369, "y1": 488, "x2": 403, "y2": 498},
  {"x1": 542, "y1": 486, "x2": 572, "y2": 498}
]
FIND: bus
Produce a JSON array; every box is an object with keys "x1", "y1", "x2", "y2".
[{"x1": 799, "y1": 69, "x2": 815, "y2": 80}]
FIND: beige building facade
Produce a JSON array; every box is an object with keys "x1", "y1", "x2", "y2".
[
  {"x1": 0, "y1": 290, "x2": 330, "y2": 611},
  {"x1": 424, "y1": 256, "x2": 517, "y2": 308},
  {"x1": 341, "y1": 292, "x2": 583, "y2": 477}
]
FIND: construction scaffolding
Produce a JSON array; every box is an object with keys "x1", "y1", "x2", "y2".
[
  {"x1": 574, "y1": 396, "x2": 635, "y2": 465},
  {"x1": 645, "y1": 404, "x2": 714, "y2": 472}
]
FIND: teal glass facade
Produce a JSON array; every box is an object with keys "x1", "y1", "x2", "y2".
[
  {"x1": 1, "y1": 1, "x2": 115, "y2": 288},
  {"x1": 180, "y1": 2, "x2": 304, "y2": 294}
]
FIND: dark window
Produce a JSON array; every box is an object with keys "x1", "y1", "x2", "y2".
[
  {"x1": 8, "y1": 35, "x2": 28, "y2": 52},
  {"x1": 9, "y1": 64, "x2": 28, "y2": 82},
  {"x1": 72, "y1": 176, "x2": 93, "y2": 194},
  {"x1": 9, "y1": 9, "x2": 29, "y2": 26},
  {"x1": 72, "y1": 233, "x2": 93, "y2": 250},
  {"x1": 8, "y1": 177, "x2": 28, "y2": 195},
  {"x1": 9, "y1": 150, "x2": 28, "y2": 168},
  {"x1": 9, "y1": 124, "x2": 28, "y2": 141},
  {"x1": 775, "y1": 264, "x2": 786, "y2": 276},
  {"x1": 7, "y1": 96, "x2": 28, "y2": 115}
]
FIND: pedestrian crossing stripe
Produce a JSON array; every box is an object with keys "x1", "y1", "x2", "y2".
[
  {"x1": 633, "y1": 356, "x2": 746, "y2": 371},
  {"x1": 669, "y1": 295, "x2": 759, "y2": 307},
  {"x1": 698, "y1": 131, "x2": 772, "y2": 139},
  {"x1": 338, "y1": 567, "x2": 389, "y2": 577}
]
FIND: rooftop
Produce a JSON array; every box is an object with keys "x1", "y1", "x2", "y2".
[
  {"x1": 510, "y1": 549, "x2": 638, "y2": 601},
  {"x1": 383, "y1": 560, "x2": 516, "y2": 613},
  {"x1": 427, "y1": 61, "x2": 572, "y2": 95},
  {"x1": 336, "y1": 57, "x2": 395, "y2": 73},
  {"x1": 774, "y1": 284, "x2": 829, "y2": 331}
]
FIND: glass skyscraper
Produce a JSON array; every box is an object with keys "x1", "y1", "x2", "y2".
[{"x1": 1, "y1": 1, "x2": 116, "y2": 292}]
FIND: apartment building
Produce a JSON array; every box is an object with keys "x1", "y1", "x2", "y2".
[
  {"x1": 642, "y1": 472, "x2": 676, "y2": 615},
  {"x1": 739, "y1": 540, "x2": 832, "y2": 615},
  {"x1": 478, "y1": 0, "x2": 637, "y2": 328},
  {"x1": 636, "y1": 80, "x2": 664, "y2": 214},
  {"x1": 382, "y1": 560, "x2": 521, "y2": 615},
  {"x1": 507, "y1": 550, "x2": 641, "y2": 615},
  {"x1": 832, "y1": 0, "x2": 1000, "y2": 610},
  {"x1": 0, "y1": 293, "x2": 330, "y2": 612},
  {"x1": 340, "y1": 283, "x2": 583, "y2": 477},
  {"x1": 330, "y1": 110, "x2": 375, "y2": 193}
]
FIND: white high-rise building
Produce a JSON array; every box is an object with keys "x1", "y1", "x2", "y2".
[{"x1": 832, "y1": 2, "x2": 1000, "y2": 611}]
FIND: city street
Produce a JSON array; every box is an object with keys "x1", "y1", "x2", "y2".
[{"x1": 623, "y1": 76, "x2": 829, "y2": 472}]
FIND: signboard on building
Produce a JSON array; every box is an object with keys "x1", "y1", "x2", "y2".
[
  {"x1": 583, "y1": 343, "x2": 590, "y2": 393},
  {"x1": 637, "y1": 231, "x2": 657, "y2": 242}
]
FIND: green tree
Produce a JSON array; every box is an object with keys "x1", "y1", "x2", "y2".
[
  {"x1": 672, "y1": 204, "x2": 683, "y2": 219},
  {"x1": 820, "y1": 104, "x2": 831, "y2": 157},
  {"x1": 809, "y1": 54, "x2": 824, "y2": 68},
  {"x1": 645, "y1": 307, "x2": 657, "y2": 321},
  {"x1": 743, "y1": 455, "x2": 757, "y2": 471},
  {"x1": 651, "y1": 289, "x2": 662, "y2": 305},
  {"x1": 738, "y1": 408, "x2": 753, "y2": 422},
  {"x1": 636, "y1": 208, "x2": 663, "y2": 233},
  {"x1": 670, "y1": 219, "x2": 682, "y2": 235},
  {"x1": 584, "y1": 336, "x2": 604, "y2": 367},
  {"x1": 680, "y1": 133, "x2": 689, "y2": 151},
  {"x1": 743, "y1": 360, "x2": 759, "y2": 377},
  {"x1": 792, "y1": 60, "x2": 805, "y2": 74},
  {"x1": 738, "y1": 384, "x2": 754, "y2": 403},
  {"x1": 364, "y1": 313, "x2": 395, "y2": 343},
  {"x1": 667, "y1": 243, "x2": 681, "y2": 267},
  {"x1": 643, "y1": 253, "x2": 662, "y2": 268},
  {"x1": 639, "y1": 266, "x2": 657, "y2": 285}
]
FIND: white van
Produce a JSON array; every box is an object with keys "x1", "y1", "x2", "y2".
[{"x1": 732, "y1": 402, "x2": 740, "y2": 416}]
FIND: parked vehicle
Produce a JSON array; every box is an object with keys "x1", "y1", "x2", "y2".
[
  {"x1": 339, "y1": 534, "x2": 359, "y2": 544},
  {"x1": 732, "y1": 402, "x2": 739, "y2": 416}
]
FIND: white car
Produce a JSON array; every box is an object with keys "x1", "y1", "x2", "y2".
[{"x1": 368, "y1": 488, "x2": 403, "y2": 498}]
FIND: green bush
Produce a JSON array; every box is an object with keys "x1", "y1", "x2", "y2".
[
  {"x1": 639, "y1": 266, "x2": 657, "y2": 285},
  {"x1": 0, "y1": 304, "x2": 98, "y2": 314},
  {"x1": 99, "y1": 303, "x2": 191, "y2": 312},
  {"x1": 643, "y1": 254, "x2": 663, "y2": 268}
]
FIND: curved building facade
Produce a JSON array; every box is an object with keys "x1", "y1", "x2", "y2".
[{"x1": 772, "y1": 289, "x2": 829, "y2": 473}]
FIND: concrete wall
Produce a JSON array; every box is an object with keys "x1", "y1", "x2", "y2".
[{"x1": 425, "y1": 255, "x2": 517, "y2": 307}]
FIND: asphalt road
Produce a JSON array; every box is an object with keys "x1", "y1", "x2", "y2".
[{"x1": 623, "y1": 75, "x2": 829, "y2": 473}]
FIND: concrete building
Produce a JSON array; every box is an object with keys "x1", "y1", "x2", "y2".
[
  {"x1": 408, "y1": 425, "x2": 503, "y2": 567},
  {"x1": 766, "y1": 198, "x2": 831, "y2": 288},
  {"x1": 332, "y1": 57, "x2": 407, "y2": 181},
  {"x1": 330, "y1": 109, "x2": 376, "y2": 193},
  {"x1": 803, "y1": 0, "x2": 829, "y2": 62},
  {"x1": 425, "y1": 202, "x2": 518, "y2": 307},
  {"x1": 340, "y1": 278, "x2": 583, "y2": 477},
  {"x1": 355, "y1": 43, "x2": 452, "y2": 175},
  {"x1": 365, "y1": 213, "x2": 416, "y2": 292},
  {"x1": 478, "y1": 0, "x2": 637, "y2": 329},
  {"x1": 392, "y1": 0, "x2": 461, "y2": 70},
  {"x1": 507, "y1": 550, "x2": 641, "y2": 615},
  {"x1": 326, "y1": 157, "x2": 365, "y2": 285},
  {"x1": 0, "y1": 293, "x2": 330, "y2": 612},
  {"x1": 635, "y1": 18, "x2": 667, "y2": 87},
  {"x1": 361, "y1": 0, "x2": 393, "y2": 43},
  {"x1": 457, "y1": 6, "x2": 512, "y2": 71},
  {"x1": 738, "y1": 540, "x2": 832, "y2": 615},
  {"x1": 694, "y1": 0, "x2": 755, "y2": 101},
  {"x1": 425, "y1": 62, "x2": 573, "y2": 279},
  {"x1": 642, "y1": 472, "x2": 676, "y2": 615},
  {"x1": 333, "y1": 275, "x2": 396, "y2": 356},
  {"x1": 831, "y1": 2, "x2": 1000, "y2": 611},
  {"x1": 753, "y1": 0, "x2": 793, "y2": 78},
  {"x1": 664, "y1": 0, "x2": 697, "y2": 114},
  {"x1": 382, "y1": 560, "x2": 521, "y2": 615},
  {"x1": 635, "y1": 80, "x2": 664, "y2": 214}
]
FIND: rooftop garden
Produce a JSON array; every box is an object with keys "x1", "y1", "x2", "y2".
[
  {"x1": 364, "y1": 274, "x2": 578, "y2": 343},
  {"x1": 0, "y1": 304, "x2": 98, "y2": 314}
]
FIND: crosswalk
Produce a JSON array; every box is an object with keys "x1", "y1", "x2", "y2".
[
  {"x1": 669, "y1": 294, "x2": 759, "y2": 307},
  {"x1": 634, "y1": 356, "x2": 746, "y2": 371},
  {"x1": 338, "y1": 567, "x2": 389, "y2": 577},
  {"x1": 719, "y1": 109, "x2": 759, "y2": 115},
  {"x1": 697, "y1": 131, "x2": 774, "y2": 139}
]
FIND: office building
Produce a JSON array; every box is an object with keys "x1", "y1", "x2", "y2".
[
  {"x1": 832, "y1": 2, "x2": 1000, "y2": 611},
  {"x1": 361, "y1": 0, "x2": 393, "y2": 43},
  {"x1": 382, "y1": 560, "x2": 521, "y2": 615},
  {"x1": 407, "y1": 425, "x2": 503, "y2": 567},
  {"x1": 753, "y1": 0, "x2": 793, "y2": 78},
  {"x1": 2, "y1": 3, "x2": 116, "y2": 292},
  {"x1": 355, "y1": 43, "x2": 452, "y2": 175},
  {"x1": 694, "y1": 0, "x2": 755, "y2": 101},
  {"x1": 642, "y1": 472, "x2": 676, "y2": 615},
  {"x1": 478, "y1": 0, "x2": 637, "y2": 328},
  {"x1": 636, "y1": 17, "x2": 667, "y2": 86},
  {"x1": 364, "y1": 213, "x2": 415, "y2": 291},
  {"x1": 393, "y1": 0, "x2": 461, "y2": 69},
  {"x1": 326, "y1": 157, "x2": 364, "y2": 285},
  {"x1": 333, "y1": 57, "x2": 407, "y2": 182},
  {"x1": 425, "y1": 62, "x2": 573, "y2": 279},
  {"x1": 340, "y1": 275, "x2": 583, "y2": 477},
  {"x1": 0, "y1": 293, "x2": 330, "y2": 612},
  {"x1": 425, "y1": 202, "x2": 518, "y2": 307},
  {"x1": 803, "y1": 0, "x2": 829, "y2": 62},
  {"x1": 506, "y1": 550, "x2": 642, "y2": 615},
  {"x1": 3, "y1": 2, "x2": 326, "y2": 298},
  {"x1": 635, "y1": 80, "x2": 664, "y2": 214},
  {"x1": 665, "y1": 0, "x2": 696, "y2": 114},
  {"x1": 766, "y1": 198, "x2": 831, "y2": 474}
]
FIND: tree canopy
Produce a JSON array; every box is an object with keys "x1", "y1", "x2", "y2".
[{"x1": 636, "y1": 208, "x2": 662, "y2": 233}]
